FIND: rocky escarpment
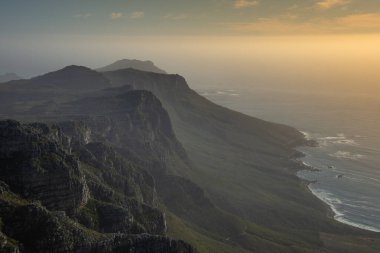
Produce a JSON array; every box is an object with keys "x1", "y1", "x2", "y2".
[
  {"x1": 52, "y1": 89, "x2": 248, "y2": 242},
  {"x1": 56, "y1": 89, "x2": 190, "y2": 177},
  {"x1": 0, "y1": 120, "x2": 88, "y2": 215},
  {"x1": 0, "y1": 192, "x2": 195, "y2": 253},
  {"x1": 0, "y1": 120, "x2": 195, "y2": 253}
]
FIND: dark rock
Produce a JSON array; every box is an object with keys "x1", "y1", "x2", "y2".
[
  {"x1": 0, "y1": 120, "x2": 89, "y2": 214},
  {"x1": 0, "y1": 119, "x2": 196, "y2": 252}
]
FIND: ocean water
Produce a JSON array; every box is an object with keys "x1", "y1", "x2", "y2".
[{"x1": 197, "y1": 87, "x2": 380, "y2": 232}]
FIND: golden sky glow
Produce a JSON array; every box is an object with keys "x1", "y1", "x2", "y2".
[{"x1": 1, "y1": 1, "x2": 379, "y2": 96}]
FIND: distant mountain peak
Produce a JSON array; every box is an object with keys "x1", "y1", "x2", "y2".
[
  {"x1": 0, "y1": 72, "x2": 22, "y2": 83},
  {"x1": 96, "y1": 59, "x2": 167, "y2": 74},
  {"x1": 51, "y1": 65, "x2": 98, "y2": 75},
  {"x1": 29, "y1": 65, "x2": 111, "y2": 90},
  {"x1": 60, "y1": 65, "x2": 92, "y2": 71}
]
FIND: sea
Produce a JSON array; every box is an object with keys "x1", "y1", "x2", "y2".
[{"x1": 196, "y1": 87, "x2": 380, "y2": 232}]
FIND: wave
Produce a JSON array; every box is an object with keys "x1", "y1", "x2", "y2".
[
  {"x1": 300, "y1": 131, "x2": 313, "y2": 141},
  {"x1": 330, "y1": 151, "x2": 366, "y2": 160},
  {"x1": 302, "y1": 161, "x2": 313, "y2": 168},
  {"x1": 318, "y1": 133, "x2": 358, "y2": 146},
  {"x1": 335, "y1": 216, "x2": 380, "y2": 233},
  {"x1": 308, "y1": 186, "x2": 380, "y2": 232},
  {"x1": 200, "y1": 90, "x2": 241, "y2": 97}
]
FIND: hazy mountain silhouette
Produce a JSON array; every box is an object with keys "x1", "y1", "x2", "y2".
[
  {"x1": 0, "y1": 73, "x2": 21, "y2": 83},
  {"x1": 96, "y1": 59, "x2": 167, "y2": 74},
  {"x1": 30, "y1": 65, "x2": 111, "y2": 90}
]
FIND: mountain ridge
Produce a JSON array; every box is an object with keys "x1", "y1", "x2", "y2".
[{"x1": 1, "y1": 60, "x2": 380, "y2": 253}]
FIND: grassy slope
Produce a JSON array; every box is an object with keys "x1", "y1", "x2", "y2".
[{"x1": 104, "y1": 69, "x2": 380, "y2": 253}]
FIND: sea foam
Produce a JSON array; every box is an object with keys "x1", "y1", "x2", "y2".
[
  {"x1": 308, "y1": 186, "x2": 380, "y2": 232},
  {"x1": 330, "y1": 151, "x2": 366, "y2": 160}
]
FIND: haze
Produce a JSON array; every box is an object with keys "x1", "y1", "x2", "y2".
[{"x1": 1, "y1": 0, "x2": 380, "y2": 95}]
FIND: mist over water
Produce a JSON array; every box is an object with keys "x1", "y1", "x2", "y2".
[
  {"x1": 198, "y1": 87, "x2": 380, "y2": 232},
  {"x1": 185, "y1": 37, "x2": 380, "y2": 232}
]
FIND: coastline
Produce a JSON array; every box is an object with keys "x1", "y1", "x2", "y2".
[
  {"x1": 295, "y1": 144, "x2": 380, "y2": 233},
  {"x1": 306, "y1": 184, "x2": 380, "y2": 233}
]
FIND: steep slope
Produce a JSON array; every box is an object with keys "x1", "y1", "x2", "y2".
[
  {"x1": 97, "y1": 59, "x2": 167, "y2": 74},
  {"x1": 0, "y1": 119, "x2": 195, "y2": 253},
  {"x1": 52, "y1": 90, "x2": 252, "y2": 249},
  {"x1": 103, "y1": 68, "x2": 380, "y2": 252}
]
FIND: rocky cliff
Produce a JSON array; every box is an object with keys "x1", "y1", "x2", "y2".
[{"x1": 0, "y1": 119, "x2": 195, "y2": 253}]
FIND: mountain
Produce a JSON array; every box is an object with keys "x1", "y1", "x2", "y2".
[
  {"x1": 27, "y1": 65, "x2": 111, "y2": 90},
  {"x1": 1, "y1": 61, "x2": 380, "y2": 253},
  {"x1": 0, "y1": 66, "x2": 112, "y2": 117},
  {"x1": 96, "y1": 59, "x2": 167, "y2": 74},
  {"x1": 0, "y1": 72, "x2": 21, "y2": 83},
  {"x1": 103, "y1": 68, "x2": 380, "y2": 253},
  {"x1": 0, "y1": 118, "x2": 195, "y2": 252}
]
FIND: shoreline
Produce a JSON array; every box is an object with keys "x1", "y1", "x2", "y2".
[
  {"x1": 295, "y1": 148, "x2": 380, "y2": 233},
  {"x1": 306, "y1": 183, "x2": 380, "y2": 233}
]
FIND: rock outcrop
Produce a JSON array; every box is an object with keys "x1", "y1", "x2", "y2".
[
  {"x1": 0, "y1": 120, "x2": 88, "y2": 215},
  {"x1": 0, "y1": 120, "x2": 195, "y2": 253}
]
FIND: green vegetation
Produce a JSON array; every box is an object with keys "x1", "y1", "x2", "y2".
[
  {"x1": 0, "y1": 192, "x2": 29, "y2": 206},
  {"x1": 166, "y1": 210, "x2": 250, "y2": 253},
  {"x1": 104, "y1": 69, "x2": 380, "y2": 252},
  {"x1": 1, "y1": 65, "x2": 379, "y2": 252}
]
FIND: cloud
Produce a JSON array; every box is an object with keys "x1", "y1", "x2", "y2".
[
  {"x1": 226, "y1": 19, "x2": 318, "y2": 34},
  {"x1": 130, "y1": 11, "x2": 144, "y2": 19},
  {"x1": 234, "y1": 0, "x2": 259, "y2": 9},
  {"x1": 334, "y1": 13, "x2": 380, "y2": 29},
  {"x1": 224, "y1": 13, "x2": 380, "y2": 34},
  {"x1": 110, "y1": 12, "x2": 123, "y2": 20},
  {"x1": 75, "y1": 13, "x2": 92, "y2": 19},
  {"x1": 316, "y1": 0, "x2": 350, "y2": 10},
  {"x1": 163, "y1": 13, "x2": 189, "y2": 20}
]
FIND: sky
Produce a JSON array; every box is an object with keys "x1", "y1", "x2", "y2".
[
  {"x1": 1, "y1": 0, "x2": 380, "y2": 36},
  {"x1": 1, "y1": 0, "x2": 380, "y2": 94}
]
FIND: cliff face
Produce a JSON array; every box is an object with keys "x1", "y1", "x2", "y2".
[
  {"x1": 0, "y1": 120, "x2": 88, "y2": 215},
  {"x1": 52, "y1": 89, "x2": 190, "y2": 177},
  {"x1": 0, "y1": 119, "x2": 195, "y2": 253}
]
